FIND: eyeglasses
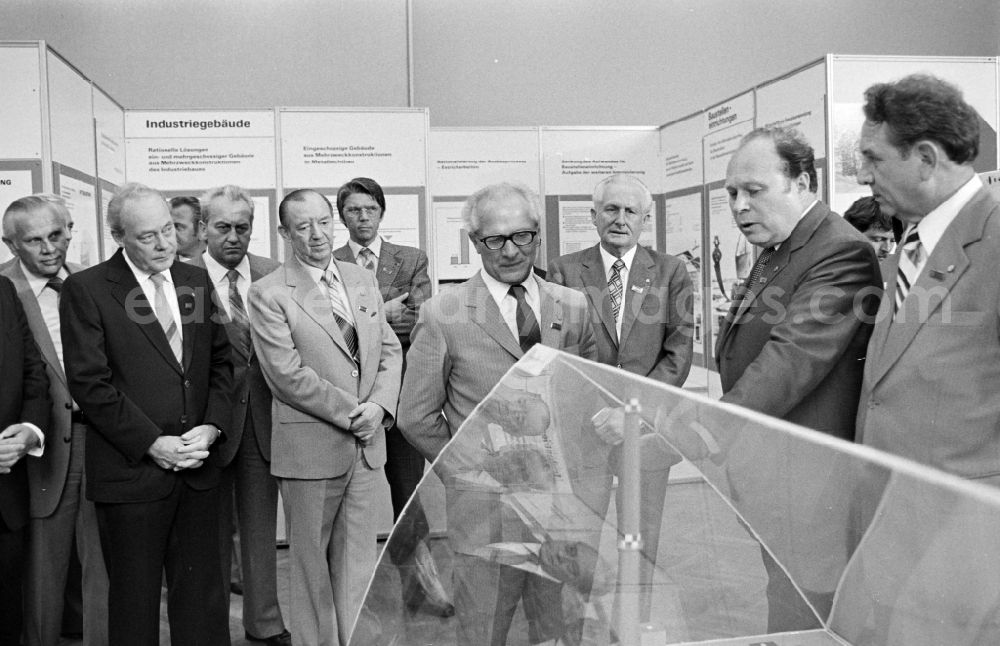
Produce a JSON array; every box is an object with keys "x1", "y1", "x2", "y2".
[
  {"x1": 477, "y1": 230, "x2": 538, "y2": 251},
  {"x1": 343, "y1": 206, "x2": 381, "y2": 217}
]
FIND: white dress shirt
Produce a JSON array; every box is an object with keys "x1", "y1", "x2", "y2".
[
  {"x1": 479, "y1": 269, "x2": 540, "y2": 341},
  {"x1": 912, "y1": 174, "x2": 983, "y2": 275}
]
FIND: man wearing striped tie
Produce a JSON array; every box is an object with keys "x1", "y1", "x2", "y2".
[
  {"x1": 61, "y1": 183, "x2": 234, "y2": 646},
  {"x1": 248, "y1": 189, "x2": 402, "y2": 646},
  {"x1": 856, "y1": 74, "x2": 1000, "y2": 486}
]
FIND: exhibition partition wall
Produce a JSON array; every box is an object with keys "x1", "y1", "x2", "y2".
[
  {"x1": 429, "y1": 127, "x2": 542, "y2": 281},
  {"x1": 124, "y1": 109, "x2": 278, "y2": 259}
]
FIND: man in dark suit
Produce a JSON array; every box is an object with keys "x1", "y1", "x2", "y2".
[
  {"x1": 856, "y1": 75, "x2": 1000, "y2": 486},
  {"x1": 547, "y1": 173, "x2": 694, "y2": 619},
  {"x1": 332, "y1": 177, "x2": 451, "y2": 617},
  {"x1": 190, "y1": 185, "x2": 288, "y2": 646},
  {"x1": 2, "y1": 194, "x2": 108, "y2": 646},
  {"x1": 0, "y1": 272, "x2": 49, "y2": 645},
  {"x1": 248, "y1": 189, "x2": 401, "y2": 646},
  {"x1": 61, "y1": 183, "x2": 234, "y2": 646},
  {"x1": 399, "y1": 182, "x2": 597, "y2": 646},
  {"x1": 717, "y1": 127, "x2": 881, "y2": 632}
]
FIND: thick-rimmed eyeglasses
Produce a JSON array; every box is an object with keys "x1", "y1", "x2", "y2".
[{"x1": 476, "y1": 230, "x2": 538, "y2": 250}]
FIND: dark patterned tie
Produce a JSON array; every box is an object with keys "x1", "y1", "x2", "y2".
[
  {"x1": 508, "y1": 284, "x2": 541, "y2": 353},
  {"x1": 739, "y1": 247, "x2": 775, "y2": 309},
  {"x1": 226, "y1": 269, "x2": 251, "y2": 357},
  {"x1": 359, "y1": 247, "x2": 377, "y2": 273},
  {"x1": 149, "y1": 273, "x2": 183, "y2": 364},
  {"x1": 894, "y1": 227, "x2": 922, "y2": 318},
  {"x1": 323, "y1": 270, "x2": 359, "y2": 361},
  {"x1": 608, "y1": 258, "x2": 626, "y2": 324},
  {"x1": 46, "y1": 276, "x2": 63, "y2": 297}
]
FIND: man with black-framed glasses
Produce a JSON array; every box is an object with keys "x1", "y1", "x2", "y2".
[{"x1": 399, "y1": 182, "x2": 597, "y2": 645}]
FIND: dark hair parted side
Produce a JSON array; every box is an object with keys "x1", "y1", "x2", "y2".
[
  {"x1": 336, "y1": 177, "x2": 386, "y2": 216},
  {"x1": 741, "y1": 126, "x2": 818, "y2": 193},
  {"x1": 278, "y1": 189, "x2": 333, "y2": 226},
  {"x1": 862, "y1": 73, "x2": 979, "y2": 164},
  {"x1": 844, "y1": 196, "x2": 893, "y2": 233}
]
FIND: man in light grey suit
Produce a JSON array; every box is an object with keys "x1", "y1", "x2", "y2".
[
  {"x1": 248, "y1": 189, "x2": 402, "y2": 646},
  {"x1": 189, "y1": 185, "x2": 288, "y2": 646},
  {"x1": 1, "y1": 194, "x2": 108, "y2": 646},
  {"x1": 856, "y1": 74, "x2": 1000, "y2": 484},
  {"x1": 399, "y1": 182, "x2": 597, "y2": 646},
  {"x1": 547, "y1": 173, "x2": 694, "y2": 621}
]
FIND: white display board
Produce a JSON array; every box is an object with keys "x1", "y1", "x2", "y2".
[
  {"x1": 0, "y1": 162, "x2": 42, "y2": 265},
  {"x1": 755, "y1": 61, "x2": 827, "y2": 162},
  {"x1": 93, "y1": 86, "x2": 126, "y2": 186},
  {"x1": 47, "y1": 51, "x2": 96, "y2": 176},
  {"x1": 55, "y1": 166, "x2": 100, "y2": 267},
  {"x1": 279, "y1": 108, "x2": 429, "y2": 253},
  {"x1": 0, "y1": 44, "x2": 44, "y2": 160},
  {"x1": 430, "y1": 128, "x2": 540, "y2": 280},
  {"x1": 541, "y1": 128, "x2": 659, "y2": 263},
  {"x1": 827, "y1": 55, "x2": 999, "y2": 215}
]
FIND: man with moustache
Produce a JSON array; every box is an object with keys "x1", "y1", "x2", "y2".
[
  {"x1": 399, "y1": 182, "x2": 597, "y2": 646},
  {"x1": 1, "y1": 195, "x2": 108, "y2": 646},
  {"x1": 248, "y1": 189, "x2": 401, "y2": 646},
  {"x1": 189, "y1": 185, "x2": 289, "y2": 645},
  {"x1": 61, "y1": 183, "x2": 234, "y2": 646},
  {"x1": 717, "y1": 127, "x2": 880, "y2": 632}
]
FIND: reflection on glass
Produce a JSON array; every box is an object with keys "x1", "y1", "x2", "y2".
[{"x1": 353, "y1": 347, "x2": 1000, "y2": 646}]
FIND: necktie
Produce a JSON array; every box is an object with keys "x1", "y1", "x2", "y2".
[
  {"x1": 149, "y1": 273, "x2": 183, "y2": 364},
  {"x1": 739, "y1": 247, "x2": 775, "y2": 309},
  {"x1": 46, "y1": 276, "x2": 63, "y2": 297},
  {"x1": 226, "y1": 269, "x2": 251, "y2": 357},
  {"x1": 323, "y1": 270, "x2": 359, "y2": 361},
  {"x1": 508, "y1": 284, "x2": 541, "y2": 353},
  {"x1": 894, "y1": 227, "x2": 923, "y2": 317},
  {"x1": 359, "y1": 247, "x2": 377, "y2": 273},
  {"x1": 608, "y1": 258, "x2": 626, "y2": 323}
]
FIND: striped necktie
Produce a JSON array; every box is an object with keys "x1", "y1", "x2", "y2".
[
  {"x1": 894, "y1": 227, "x2": 923, "y2": 317},
  {"x1": 323, "y1": 269, "x2": 359, "y2": 361},
  {"x1": 226, "y1": 269, "x2": 251, "y2": 357},
  {"x1": 150, "y1": 273, "x2": 183, "y2": 364},
  {"x1": 359, "y1": 247, "x2": 377, "y2": 273},
  {"x1": 508, "y1": 284, "x2": 541, "y2": 353}
]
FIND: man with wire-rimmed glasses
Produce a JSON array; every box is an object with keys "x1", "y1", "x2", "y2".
[{"x1": 399, "y1": 182, "x2": 597, "y2": 645}]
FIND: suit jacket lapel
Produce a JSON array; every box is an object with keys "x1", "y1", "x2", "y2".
[
  {"x1": 172, "y1": 265, "x2": 198, "y2": 373},
  {"x1": 3, "y1": 262, "x2": 67, "y2": 386},
  {"x1": 537, "y1": 276, "x2": 563, "y2": 348},
  {"x1": 620, "y1": 246, "x2": 653, "y2": 346},
  {"x1": 870, "y1": 190, "x2": 988, "y2": 384},
  {"x1": 467, "y1": 274, "x2": 522, "y2": 360},
  {"x1": 107, "y1": 251, "x2": 184, "y2": 375},
  {"x1": 580, "y1": 246, "x2": 618, "y2": 348},
  {"x1": 286, "y1": 258, "x2": 354, "y2": 362},
  {"x1": 376, "y1": 243, "x2": 402, "y2": 293}
]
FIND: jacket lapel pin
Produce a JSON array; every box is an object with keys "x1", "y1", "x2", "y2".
[
  {"x1": 358, "y1": 305, "x2": 369, "y2": 313},
  {"x1": 550, "y1": 322, "x2": 562, "y2": 331},
  {"x1": 630, "y1": 285, "x2": 644, "y2": 294}
]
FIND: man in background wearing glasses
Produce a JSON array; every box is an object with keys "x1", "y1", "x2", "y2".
[{"x1": 399, "y1": 182, "x2": 596, "y2": 645}]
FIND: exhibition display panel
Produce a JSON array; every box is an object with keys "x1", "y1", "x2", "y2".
[{"x1": 354, "y1": 347, "x2": 1000, "y2": 645}]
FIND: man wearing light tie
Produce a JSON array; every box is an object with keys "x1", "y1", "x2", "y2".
[
  {"x1": 547, "y1": 173, "x2": 694, "y2": 620},
  {"x1": 61, "y1": 183, "x2": 234, "y2": 646},
  {"x1": 190, "y1": 185, "x2": 289, "y2": 646},
  {"x1": 332, "y1": 177, "x2": 452, "y2": 617},
  {"x1": 248, "y1": 189, "x2": 401, "y2": 646},
  {"x1": 399, "y1": 182, "x2": 597, "y2": 646},
  {"x1": 2, "y1": 195, "x2": 108, "y2": 646}
]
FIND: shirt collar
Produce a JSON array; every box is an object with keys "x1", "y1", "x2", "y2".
[
  {"x1": 298, "y1": 255, "x2": 341, "y2": 287},
  {"x1": 21, "y1": 261, "x2": 69, "y2": 298},
  {"x1": 479, "y1": 268, "x2": 540, "y2": 308},
  {"x1": 201, "y1": 250, "x2": 251, "y2": 286},
  {"x1": 348, "y1": 236, "x2": 382, "y2": 260},
  {"x1": 598, "y1": 243, "x2": 638, "y2": 277},
  {"x1": 916, "y1": 174, "x2": 983, "y2": 255},
  {"x1": 123, "y1": 250, "x2": 173, "y2": 286}
]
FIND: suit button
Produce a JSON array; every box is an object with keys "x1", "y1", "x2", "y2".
[
  {"x1": 180, "y1": 415, "x2": 188, "y2": 425},
  {"x1": 351, "y1": 369, "x2": 359, "y2": 378},
  {"x1": 64, "y1": 402, "x2": 72, "y2": 409},
  {"x1": 63, "y1": 436, "x2": 71, "y2": 443},
  {"x1": 240, "y1": 398, "x2": 247, "y2": 404},
  {"x1": 616, "y1": 363, "x2": 623, "y2": 369},
  {"x1": 183, "y1": 380, "x2": 191, "y2": 388}
]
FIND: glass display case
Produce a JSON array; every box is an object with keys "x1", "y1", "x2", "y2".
[{"x1": 352, "y1": 346, "x2": 1000, "y2": 646}]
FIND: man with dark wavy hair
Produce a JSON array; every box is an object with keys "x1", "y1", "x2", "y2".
[{"x1": 856, "y1": 74, "x2": 1000, "y2": 485}]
